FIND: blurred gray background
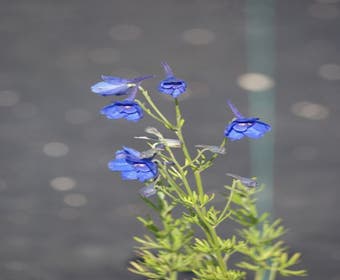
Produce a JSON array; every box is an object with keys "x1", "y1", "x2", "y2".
[{"x1": 1, "y1": 0, "x2": 339, "y2": 279}]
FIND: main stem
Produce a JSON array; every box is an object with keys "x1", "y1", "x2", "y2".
[
  {"x1": 169, "y1": 271, "x2": 178, "y2": 280},
  {"x1": 174, "y1": 99, "x2": 227, "y2": 274},
  {"x1": 255, "y1": 270, "x2": 265, "y2": 280}
]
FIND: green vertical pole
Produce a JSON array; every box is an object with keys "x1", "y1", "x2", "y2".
[
  {"x1": 246, "y1": 0, "x2": 275, "y2": 216},
  {"x1": 245, "y1": 4, "x2": 275, "y2": 280}
]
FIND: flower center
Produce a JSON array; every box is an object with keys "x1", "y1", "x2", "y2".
[{"x1": 134, "y1": 163, "x2": 146, "y2": 168}]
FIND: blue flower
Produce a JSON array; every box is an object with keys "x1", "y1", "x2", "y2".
[
  {"x1": 158, "y1": 62, "x2": 187, "y2": 98},
  {"x1": 101, "y1": 100, "x2": 143, "y2": 122},
  {"x1": 91, "y1": 75, "x2": 153, "y2": 96},
  {"x1": 100, "y1": 86, "x2": 143, "y2": 122},
  {"x1": 224, "y1": 100, "x2": 271, "y2": 141},
  {"x1": 108, "y1": 147, "x2": 158, "y2": 182}
]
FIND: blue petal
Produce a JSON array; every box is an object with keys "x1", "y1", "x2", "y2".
[
  {"x1": 122, "y1": 147, "x2": 141, "y2": 158},
  {"x1": 91, "y1": 81, "x2": 129, "y2": 96},
  {"x1": 232, "y1": 122, "x2": 253, "y2": 133},
  {"x1": 137, "y1": 171, "x2": 155, "y2": 182},
  {"x1": 227, "y1": 100, "x2": 244, "y2": 118},
  {"x1": 244, "y1": 121, "x2": 271, "y2": 139},
  {"x1": 158, "y1": 77, "x2": 187, "y2": 98},
  {"x1": 225, "y1": 125, "x2": 245, "y2": 141},
  {"x1": 161, "y1": 62, "x2": 174, "y2": 78},
  {"x1": 108, "y1": 159, "x2": 134, "y2": 171},
  {"x1": 145, "y1": 161, "x2": 158, "y2": 177},
  {"x1": 115, "y1": 150, "x2": 126, "y2": 158},
  {"x1": 121, "y1": 170, "x2": 138, "y2": 180},
  {"x1": 125, "y1": 112, "x2": 142, "y2": 122},
  {"x1": 121, "y1": 105, "x2": 138, "y2": 114},
  {"x1": 100, "y1": 104, "x2": 124, "y2": 119}
]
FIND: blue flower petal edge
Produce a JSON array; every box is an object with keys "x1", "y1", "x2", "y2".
[{"x1": 91, "y1": 75, "x2": 153, "y2": 96}]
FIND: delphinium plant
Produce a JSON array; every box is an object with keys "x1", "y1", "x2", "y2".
[{"x1": 91, "y1": 62, "x2": 306, "y2": 280}]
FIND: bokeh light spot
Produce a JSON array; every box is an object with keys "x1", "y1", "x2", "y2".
[
  {"x1": 109, "y1": 24, "x2": 142, "y2": 41},
  {"x1": 50, "y1": 177, "x2": 76, "y2": 191},
  {"x1": 237, "y1": 73, "x2": 275, "y2": 92},
  {"x1": 318, "y1": 64, "x2": 340, "y2": 80},
  {"x1": 0, "y1": 90, "x2": 19, "y2": 107},
  {"x1": 43, "y1": 142, "x2": 69, "y2": 157},
  {"x1": 63, "y1": 193, "x2": 87, "y2": 207},
  {"x1": 291, "y1": 101, "x2": 329, "y2": 120},
  {"x1": 181, "y1": 28, "x2": 215, "y2": 45}
]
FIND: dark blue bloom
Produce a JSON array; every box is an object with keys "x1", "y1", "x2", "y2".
[
  {"x1": 158, "y1": 62, "x2": 187, "y2": 98},
  {"x1": 91, "y1": 75, "x2": 153, "y2": 96},
  {"x1": 100, "y1": 86, "x2": 143, "y2": 122},
  {"x1": 224, "y1": 100, "x2": 271, "y2": 141},
  {"x1": 100, "y1": 100, "x2": 143, "y2": 122},
  {"x1": 108, "y1": 147, "x2": 158, "y2": 182},
  {"x1": 139, "y1": 184, "x2": 157, "y2": 198}
]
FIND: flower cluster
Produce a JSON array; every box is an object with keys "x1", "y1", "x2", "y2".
[{"x1": 91, "y1": 63, "x2": 271, "y2": 194}]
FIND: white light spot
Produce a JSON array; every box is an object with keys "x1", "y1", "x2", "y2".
[
  {"x1": 318, "y1": 64, "x2": 340, "y2": 80},
  {"x1": 65, "y1": 108, "x2": 93, "y2": 124},
  {"x1": 109, "y1": 24, "x2": 143, "y2": 41},
  {"x1": 64, "y1": 193, "x2": 87, "y2": 207},
  {"x1": 88, "y1": 48, "x2": 120, "y2": 64},
  {"x1": 0, "y1": 90, "x2": 19, "y2": 107},
  {"x1": 308, "y1": 4, "x2": 339, "y2": 19},
  {"x1": 12, "y1": 102, "x2": 38, "y2": 119},
  {"x1": 237, "y1": 73, "x2": 275, "y2": 92},
  {"x1": 43, "y1": 142, "x2": 69, "y2": 157},
  {"x1": 50, "y1": 177, "x2": 76, "y2": 191},
  {"x1": 181, "y1": 28, "x2": 215, "y2": 45},
  {"x1": 291, "y1": 101, "x2": 329, "y2": 120}
]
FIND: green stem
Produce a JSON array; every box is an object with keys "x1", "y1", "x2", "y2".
[
  {"x1": 139, "y1": 87, "x2": 174, "y2": 130},
  {"x1": 174, "y1": 99, "x2": 192, "y2": 162},
  {"x1": 255, "y1": 270, "x2": 265, "y2": 280},
  {"x1": 159, "y1": 166, "x2": 186, "y2": 198},
  {"x1": 169, "y1": 271, "x2": 177, "y2": 280},
  {"x1": 218, "y1": 180, "x2": 236, "y2": 223},
  {"x1": 194, "y1": 206, "x2": 228, "y2": 273},
  {"x1": 164, "y1": 146, "x2": 192, "y2": 195},
  {"x1": 135, "y1": 100, "x2": 164, "y2": 124},
  {"x1": 194, "y1": 171, "x2": 204, "y2": 200},
  {"x1": 268, "y1": 263, "x2": 277, "y2": 280}
]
